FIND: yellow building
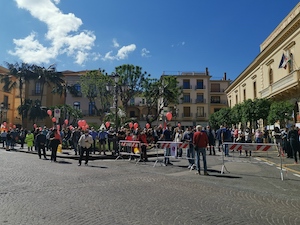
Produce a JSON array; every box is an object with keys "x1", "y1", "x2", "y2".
[
  {"x1": 162, "y1": 68, "x2": 230, "y2": 127},
  {"x1": 0, "y1": 66, "x2": 20, "y2": 128},
  {"x1": 226, "y1": 3, "x2": 300, "y2": 123}
]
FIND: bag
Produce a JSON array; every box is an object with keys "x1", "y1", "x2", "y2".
[{"x1": 57, "y1": 144, "x2": 62, "y2": 153}]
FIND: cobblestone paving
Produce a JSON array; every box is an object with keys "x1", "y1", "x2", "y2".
[{"x1": 0, "y1": 150, "x2": 299, "y2": 225}]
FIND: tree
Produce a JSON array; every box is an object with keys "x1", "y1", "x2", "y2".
[
  {"x1": 230, "y1": 103, "x2": 243, "y2": 127},
  {"x1": 1, "y1": 62, "x2": 35, "y2": 127},
  {"x1": 115, "y1": 64, "x2": 149, "y2": 113},
  {"x1": 32, "y1": 64, "x2": 64, "y2": 103},
  {"x1": 79, "y1": 69, "x2": 112, "y2": 119},
  {"x1": 267, "y1": 101, "x2": 294, "y2": 127},
  {"x1": 50, "y1": 104, "x2": 83, "y2": 126},
  {"x1": 252, "y1": 98, "x2": 272, "y2": 126},
  {"x1": 208, "y1": 107, "x2": 232, "y2": 129},
  {"x1": 241, "y1": 99, "x2": 254, "y2": 128},
  {"x1": 28, "y1": 99, "x2": 48, "y2": 123}
]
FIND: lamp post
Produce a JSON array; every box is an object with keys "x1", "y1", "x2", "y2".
[{"x1": 113, "y1": 73, "x2": 120, "y2": 132}]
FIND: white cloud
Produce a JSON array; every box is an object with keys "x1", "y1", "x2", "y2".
[
  {"x1": 102, "y1": 44, "x2": 136, "y2": 61},
  {"x1": 112, "y1": 38, "x2": 119, "y2": 48},
  {"x1": 141, "y1": 48, "x2": 151, "y2": 57},
  {"x1": 10, "y1": 0, "x2": 96, "y2": 65}
]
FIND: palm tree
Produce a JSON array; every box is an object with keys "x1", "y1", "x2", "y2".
[
  {"x1": 1, "y1": 62, "x2": 35, "y2": 127},
  {"x1": 32, "y1": 64, "x2": 65, "y2": 104}
]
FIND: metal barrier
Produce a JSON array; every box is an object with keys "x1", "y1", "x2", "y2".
[
  {"x1": 153, "y1": 141, "x2": 191, "y2": 167},
  {"x1": 221, "y1": 142, "x2": 284, "y2": 180},
  {"x1": 116, "y1": 140, "x2": 142, "y2": 164}
]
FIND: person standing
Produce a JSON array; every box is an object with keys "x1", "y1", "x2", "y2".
[
  {"x1": 287, "y1": 125, "x2": 299, "y2": 164},
  {"x1": 160, "y1": 124, "x2": 173, "y2": 166},
  {"x1": 49, "y1": 128, "x2": 61, "y2": 162},
  {"x1": 98, "y1": 128, "x2": 107, "y2": 155},
  {"x1": 206, "y1": 126, "x2": 216, "y2": 155},
  {"x1": 107, "y1": 127, "x2": 115, "y2": 154},
  {"x1": 183, "y1": 127, "x2": 195, "y2": 169},
  {"x1": 78, "y1": 129, "x2": 93, "y2": 166},
  {"x1": 25, "y1": 130, "x2": 34, "y2": 151},
  {"x1": 71, "y1": 127, "x2": 81, "y2": 155},
  {"x1": 193, "y1": 125, "x2": 209, "y2": 175},
  {"x1": 19, "y1": 128, "x2": 26, "y2": 149},
  {"x1": 89, "y1": 127, "x2": 98, "y2": 154},
  {"x1": 35, "y1": 129, "x2": 47, "y2": 160}
]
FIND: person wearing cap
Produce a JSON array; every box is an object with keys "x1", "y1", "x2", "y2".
[{"x1": 78, "y1": 129, "x2": 93, "y2": 166}]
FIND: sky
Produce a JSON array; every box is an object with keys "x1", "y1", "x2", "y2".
[{"x1": 1, "y1": 0, "x2": 300, "y2": 81}]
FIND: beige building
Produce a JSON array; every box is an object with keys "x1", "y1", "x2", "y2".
[
  {"x1": 162, "y1": 68, "x2": 230, "y2": 127},
  {"x1": 226, "y1": 3, "x2": 300, "y2": 123}
]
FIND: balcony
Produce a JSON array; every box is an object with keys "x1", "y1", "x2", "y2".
[
  {"x1": 210, "y1": 100, "x2": 227, "y2": 104},
  {"x1": 195, "y1": 98, "x2": 206, "y2": 104},
  {"x1": 260, "y1": 70, "x2": 300, "y2": 98},
  {"x1": 196, "y1": 113, "x2": 206, "y2": 118},
  {"x1": 210, "y1": 88, "x2": 225, "y2": 93},
  {"x1": 194, "y1": 85, "x2": 206, "y2": 90},
  {"x1": 31, "y1": 90, "x2": 41, "y2": 96},
  {"x1": 182, "y1": 113, "x2": 193, "y2": 118},
  {"x1": 182, "y1": 85, "x2": 192, "y2": 90},
  {"x1": 181, "y1": 99, "x2": 192, "y2": 104}
]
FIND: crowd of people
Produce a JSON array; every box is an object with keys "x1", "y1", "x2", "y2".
[{"x1": 1, "y1": 122, "x2": 299, "y2": 171}]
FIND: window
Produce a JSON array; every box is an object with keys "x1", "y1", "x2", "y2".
[
  {"x1": 183, "y1": 79, "x2": 190, "y2": 89},
  {"x1": 130, "y1": 98, "x2": 134, "y2": 105},
  {"x1": 196, "y1": 93, "x2": 204, "y2": 103},
  {"x1": 236, "y1": 95, "x2": 238, "y2": 104},
  {"x1": 130, "y1": 111, "x2": 135, "y2": 117},
  {"x1": 211, "y1": 96, "x2": 220, "y2": 103},
  {"x1": 73, "y1": 101, "x2": 80, "y2": 110},
  {"x1": 89, "y1": 102, "x2": 95, "y2": 116},
  {"x1": 243, "y1": 89, "x2": 246, "y2": 101},
  {"x1": 183, "y1": 107, "x2": 191, "y2": 117},
  {"x1": 196, "y1": 80, "x2": 204, "y2": 89},
  {"x1": 253, "y1": 81, "x2": 257, "y2": 98},
  {"x1": 269, "y1": 69, "x2": 273, "y2": 85},
  {"x1": 183, "y1": 94, "x2": 191, "y2": 103},
  {"x1": 196, "y1": 106, "x2": 204, "y2": 117},
  {"x1": 211, "y1": 83, "x2": 220, "y2": 92},
  {"x1": 74, "y1": 83, "x2": 81, "y2": 92},
  {"x1": 35, "y1": 82, "x2": 41, "y2": 94}
]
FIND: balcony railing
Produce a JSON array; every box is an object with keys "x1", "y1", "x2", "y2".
[
  {"x1": 182, "y1": 85, "x2": 192, "y2": 89},
  {"x1": 260, "y1": 70, "x2": 300, "y2": 98},
  {"x1": 194, "y1": 85, "x2": 206, "y2": 90},
  {"x1": 195, "y1": 98, "x2": 206, "y2": 103},
  {"x1": 182, "y1": 113, "x2": 193, "y2": 118},
  {"x1": 31, "y1": 90, "x2": 41, "y2": 96},
  {"x1": 181, "y1": 99, "x2": 192, "y2": 104},
  {"x1": 196, "y1": 113, "x2": 206, "y2": 118},
  {"x1": 210, "y1": 100, "x2": 227, "y2": 104}
]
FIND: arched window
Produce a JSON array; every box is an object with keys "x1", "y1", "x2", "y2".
[
  {"x1": 73, "y1": 101, "x2": 80, "y2": 110},
  {"x1": 35, "y1": 82, "x2": 41, "y2": 94},
  {"x1": 269, "y1": 68, "x2": 273, "y2": 85}
]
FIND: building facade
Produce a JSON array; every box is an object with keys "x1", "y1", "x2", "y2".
[
  {"x1": 226, "y1": 3, "x2": 300, "y2": 123},
  {"x1": 162, "y1": 68, "x2": 230, "y2": 127}
]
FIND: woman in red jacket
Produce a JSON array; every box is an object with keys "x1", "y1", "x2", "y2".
[{"x1": 193, "y1": 125, "x2": 209, "y2": 175}]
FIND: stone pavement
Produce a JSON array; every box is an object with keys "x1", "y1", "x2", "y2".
[{"x1": 0, "y1": 144, "x2": 300, "y2": 225}]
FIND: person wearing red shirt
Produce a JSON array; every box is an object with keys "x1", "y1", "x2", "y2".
[
  {"x1": 138, "y1": 129, "x2": 148, "y2": 162},
  {"x1": 193, "y1": 125, "x2": 209, "y2": 175}
]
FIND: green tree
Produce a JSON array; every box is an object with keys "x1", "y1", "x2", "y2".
[
  {"x1": 115, "y1": 64, "x2": 149, "y2": 113},
  {"x1": 267, "y1": 101, "x2": 293, "y2": 127},
  {"x1": 209, "y1": 107, "x2": 232, "y2": 129},
  {"x1": 1, "y1": 62, "x2": 35, "y2": 127},
  {"x1": 50, "y1": 104, "x2": 83, "y2": 126},
  {"x1": 230, "y1": 103, "x2": 243, "y2": 127},
  {"x1": 252, "y1": 98, "x2": 272, "y2": 126},
  {"x1": 79, "y1": 69, "x2": 112, "y2": 119},
  {"x1": 32, "y1": 64, "x2": 64, "y2": 103},
  {"x1": 28, "y1": 99, "x2": 48, "y2": 123},
  {"x1": 241, "y1": 99, "x2": 255, "y2": 128}
]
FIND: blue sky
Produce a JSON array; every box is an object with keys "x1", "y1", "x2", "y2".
[{"x1": 1, "y1": 0, "x2": 299, "y2": 80}]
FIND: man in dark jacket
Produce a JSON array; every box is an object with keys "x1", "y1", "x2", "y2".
[{"x1": 35, "y1": 130, "x2": 48, "y2": 160}]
